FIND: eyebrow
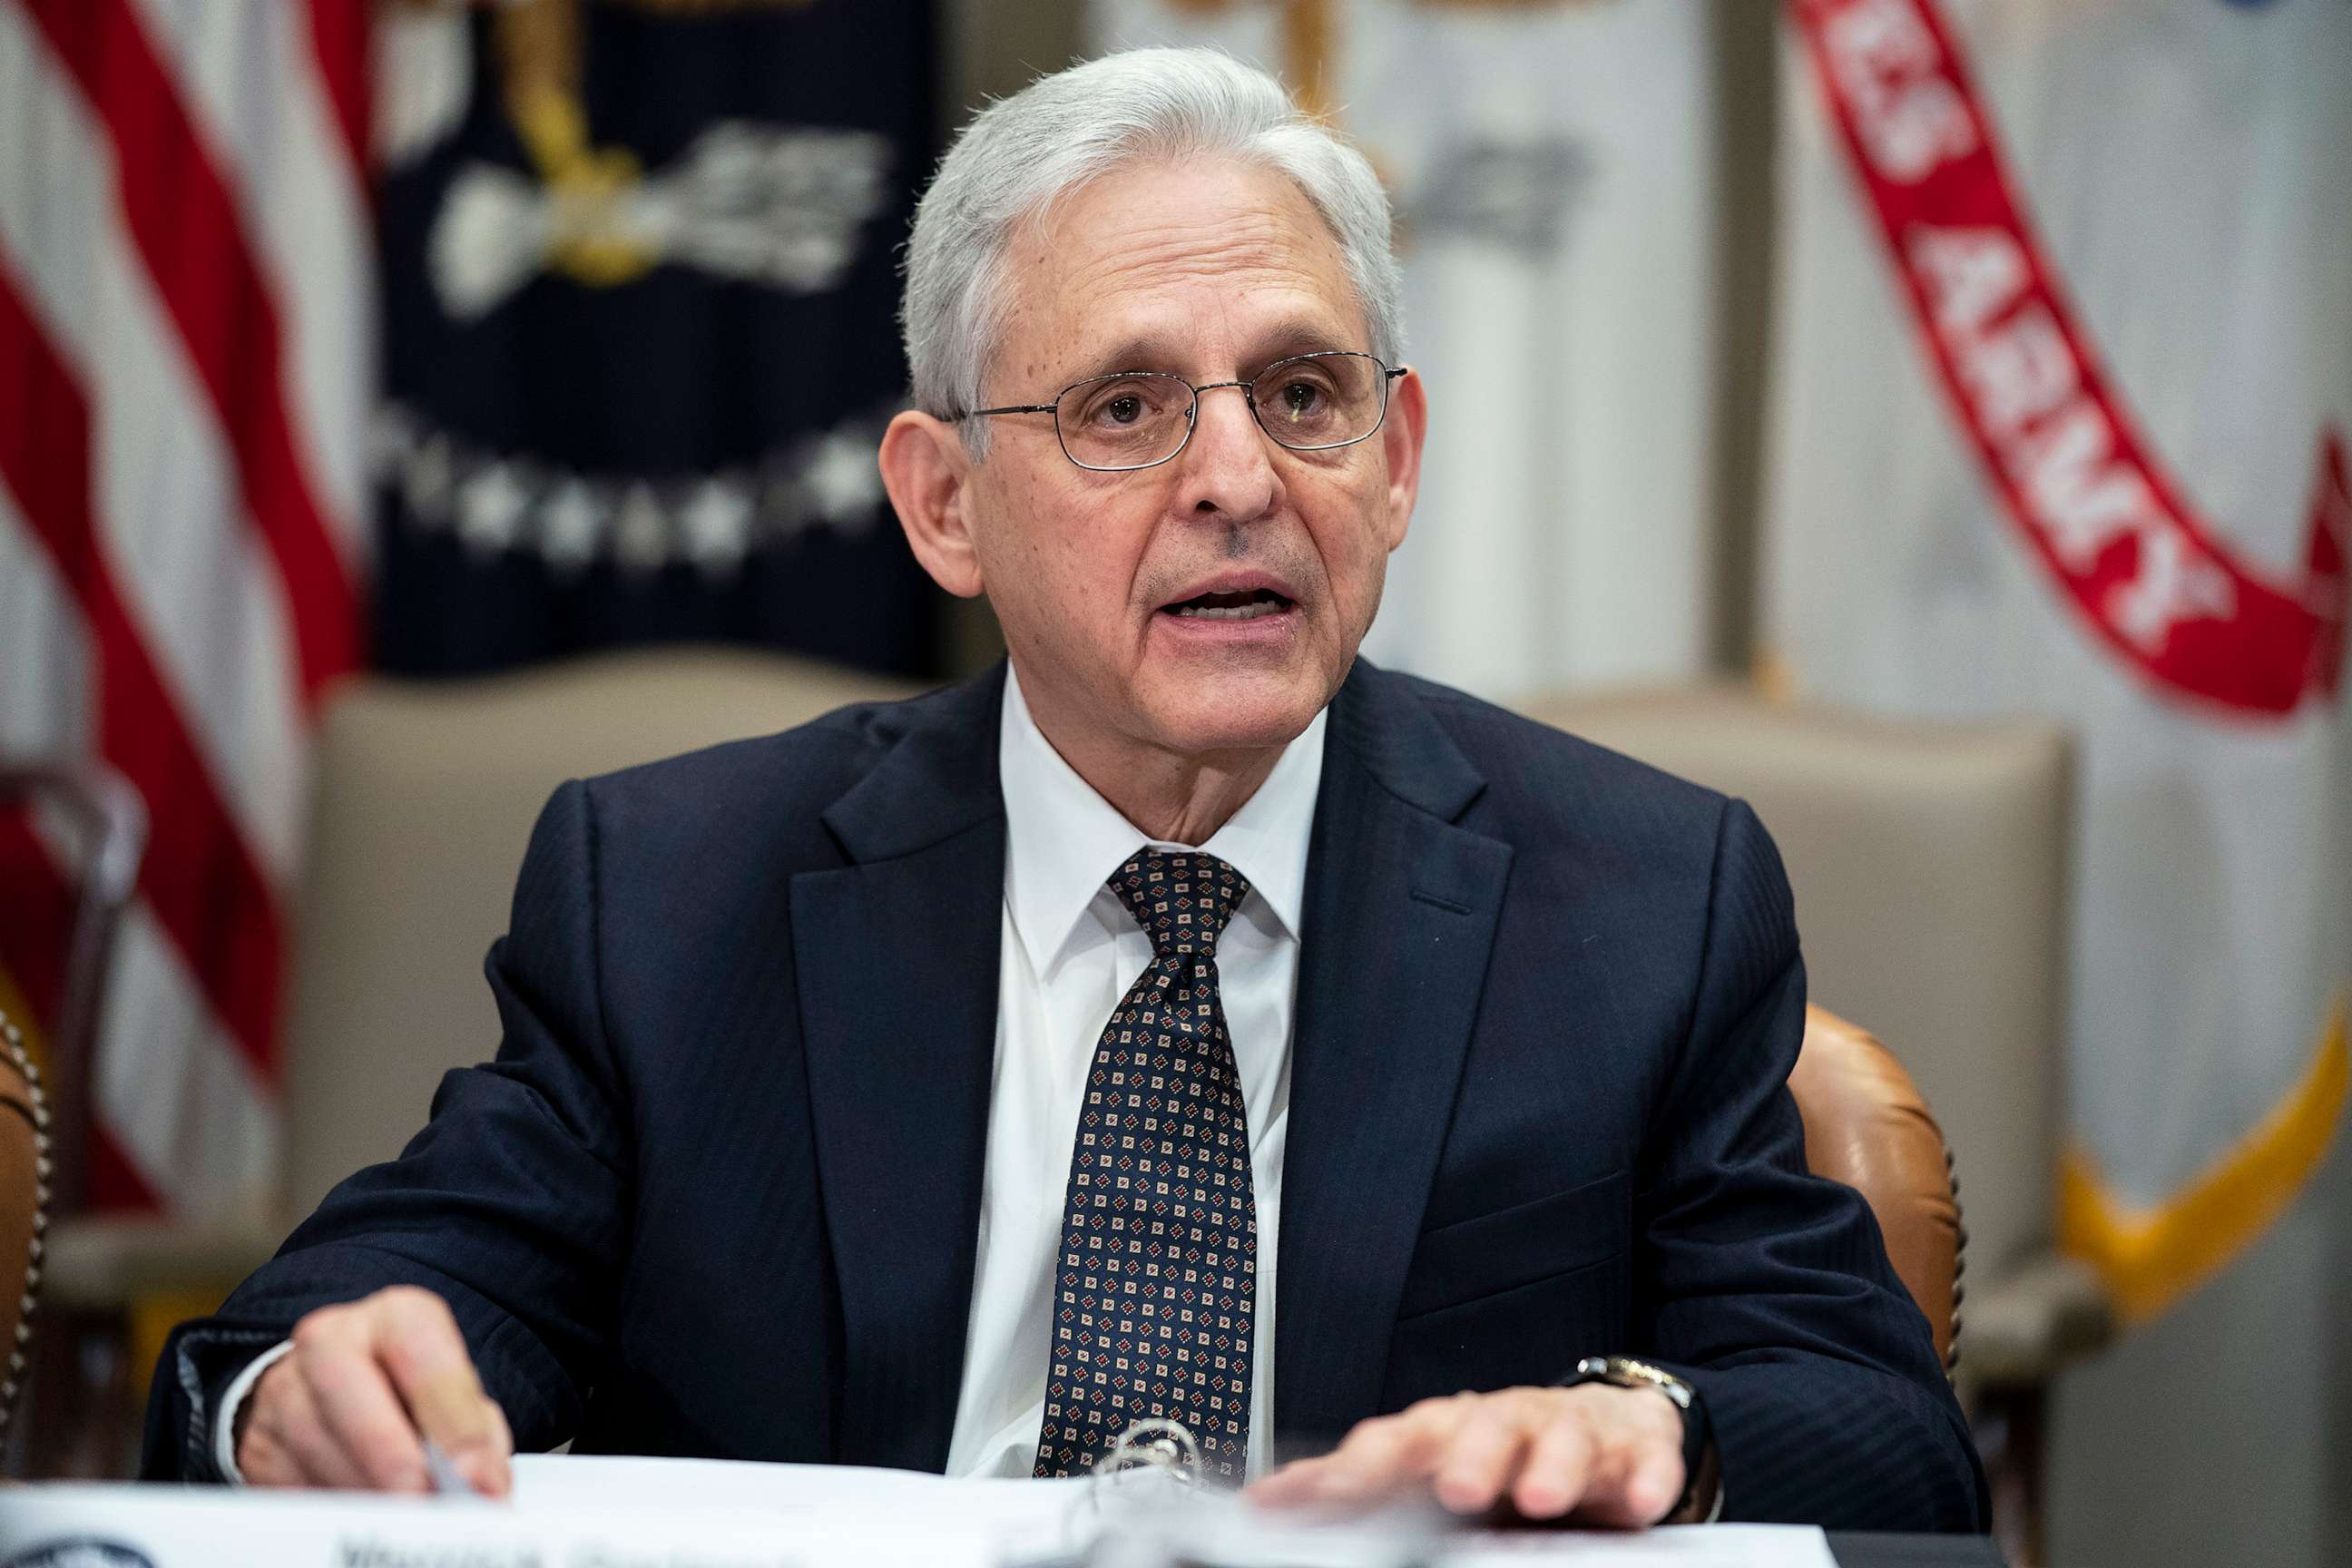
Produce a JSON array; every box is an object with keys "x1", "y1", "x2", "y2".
[{"x1": 1064, "y1": 320, "x2": 1360, "y2": 385}]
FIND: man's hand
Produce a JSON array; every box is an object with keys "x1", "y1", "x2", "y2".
[
  {"x1": 1250, "y1": 1386, "x2": 1693, "y2": 1527},
  {"x1": 236, "y1": 1286, "x2": 514, "y2": 1495}
]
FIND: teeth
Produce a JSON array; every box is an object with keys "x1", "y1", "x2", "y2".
[{"x1": 1173, "y1": 599, "x2": 1284, "y2": 621}]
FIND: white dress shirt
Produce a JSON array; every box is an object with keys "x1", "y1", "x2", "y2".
[
  {"x1": 943, "y1": 668, "x2": 1325, "y2": 1480},
  {"x1": 220, "y1": 668, "x2": 1327, "y2": 1484}
]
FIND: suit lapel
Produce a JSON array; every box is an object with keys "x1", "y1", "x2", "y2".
[
  {"x1": 1276, "y1": 663, "x2": 1514, "y2": 1447},
  {"x1": 789, "y1": 660, "x2": 1509, "y2": 1465},
  {"x1": 793, "y1": 667, "x2": 1007, "y2": 1472}
]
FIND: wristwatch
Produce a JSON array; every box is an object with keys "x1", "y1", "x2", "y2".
[{"x1": 1557, "y1": 1356, "x2": 1718, "y2": 1523}]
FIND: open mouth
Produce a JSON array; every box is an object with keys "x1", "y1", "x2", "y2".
[{"x1": 1161, "y1": 587, "x2": 1296, "y2": 622}]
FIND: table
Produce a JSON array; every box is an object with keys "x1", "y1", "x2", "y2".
[{"x1": 1828, "y1": 1533, "x2": 2010, "y2": 1568}]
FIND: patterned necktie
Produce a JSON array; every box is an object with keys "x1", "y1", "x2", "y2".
[{"x1": 1034, "y1": 848, "x2": 1259, "y2": 1481}]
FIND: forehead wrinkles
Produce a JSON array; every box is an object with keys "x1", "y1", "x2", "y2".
[
  {"x1": 1001, "y1": 166, "x2": 1358, "y2": 375},
  {"x1": 1058, "y1": 204, "x2": 1342, "y2": 303}
]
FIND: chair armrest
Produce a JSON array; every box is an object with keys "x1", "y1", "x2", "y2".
[
  {"x1": 45, "y1": 1206, "x2": 289, "y2": 1312},
  {"x1": 1958, "y1": 1250, "x2": 2116, "y2": 1387}
]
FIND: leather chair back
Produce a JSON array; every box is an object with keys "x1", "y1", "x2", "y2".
[
  {"x1": 0, "y1": 1009, "x2": 49, "y2": 1437},
  {"x1": 1788, "y1": 1004, "x2": 1960, "y2": 1373},
  {"x1": 0, "y1": 765, "x2": 143, "y2": 1219}
]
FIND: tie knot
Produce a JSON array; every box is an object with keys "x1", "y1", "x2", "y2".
[{"x1": 1107, "y1": 848, "x2": 1250, "y2": 958}]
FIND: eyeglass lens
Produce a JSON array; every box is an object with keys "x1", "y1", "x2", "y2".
[{"x1": 1054, "y1": 353, "x2": 1389, "y2": 471}]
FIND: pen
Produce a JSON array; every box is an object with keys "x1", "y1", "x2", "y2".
[{"x1": 421, "y1": 1436, "x2": 478, "y2": 1497}]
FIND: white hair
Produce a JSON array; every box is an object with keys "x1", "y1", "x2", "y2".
[{"x1": 900, "y1": 47, "x2": 1404, "y2": 448}]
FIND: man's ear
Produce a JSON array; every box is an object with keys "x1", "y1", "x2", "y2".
[
  {"x1": 1379, "y1": 368, "x2": 1428, "y2": 554},
  {"x1": 879, "y1": 411, "x2": 985, "y2": 598}
]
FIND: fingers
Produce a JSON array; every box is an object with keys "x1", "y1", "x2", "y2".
[
  {"x1": 240, "y1": 1286, "x2": 511, "y2": 1497},
  {"x1": 1245, "y1": 1453, "x2": 1332, "y2": 1506},
  {"x1": 1516, "y1": 1387, "x2": 1684, "y2": 1528},
  {"x1": 1320, "y1": 1401, "x2": 1454, "y2": 1501},
  {"x1": 1617, "y1": 1439, "x2": 1688, "y2": 1527},
  {"x1": 1252, "y1": 1386, "x2": 1686, "y2": 1530},
  {"x1": 238, "y1": 1352, "x2": 367, "y2": 1490},
  {"x1": 465, "y1": 1398, "x2": 517, "y2": 1498},
  {"x1": 1253, "y1": 1396, "x2": 1469, "y2": 1507},
  {"x1": 1432, "y1": 1398, "x2": 1533, "y2": 1514},
  {"x1": 376, "y1": 1289, "x2": 513, "y2": 1497},
  {"x1": 294, "y1": 1300, "x2": 433, "y2": 1493},
  {"x1": 1511, "y1": 1404, "x2": 1597, "y2": 1519}
]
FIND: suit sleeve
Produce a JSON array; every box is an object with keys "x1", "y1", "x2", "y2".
[
  {"x1": 1633, "y1": 799, "x2": 1988, "y2": 1532},
  {"x1": 142, "y1": 779, "x2": 631, "y2": 1480}
]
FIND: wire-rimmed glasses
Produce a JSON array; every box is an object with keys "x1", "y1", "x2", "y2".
[{"x1": 948, "y1": 350, "x2": 1407, "y2": 473}]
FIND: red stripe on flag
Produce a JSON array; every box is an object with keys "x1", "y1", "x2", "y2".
[
  {"x1": 304, "y1": 0, "x2": 371, "y2": 191},
  {"x1": 0, "y1": 809, "x2": 73, "y2": 1032},
  {"x1": 90, "y1": 1119, "x2": 161, "y2": 1212},
  {"x1": 0, "y1": 260, "x2": 283, "y2": 1084},
  {"x1": 24, "y1": 0, "x2": 361, "y2": 707}
]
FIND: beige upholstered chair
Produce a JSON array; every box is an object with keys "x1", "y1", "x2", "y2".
[
  {"x1": 275, "y1": 649, "x2": 923, "y2": 1220},
  {"x1": 1522, "y1": 683, "x2": 2107, "y2": 1557},
  {"x1": 47, "y1": 650, "x2": 920, "y2": 1305}
]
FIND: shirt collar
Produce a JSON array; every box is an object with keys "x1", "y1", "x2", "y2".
[{"x1": 999, "y1": 663, "x2": 1327, "y2": 975}]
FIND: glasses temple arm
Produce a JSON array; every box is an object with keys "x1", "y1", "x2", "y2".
[{"x1": 953, "y1": 402, "x2": 1059, "y2": 419}]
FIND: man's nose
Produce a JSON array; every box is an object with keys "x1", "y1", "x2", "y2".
[{"x1": 1178, "y1": 383, "x2": 1280, "y2": 522}]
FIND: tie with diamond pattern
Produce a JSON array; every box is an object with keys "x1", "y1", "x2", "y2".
[{"x1": 1034, "y1": 848, "x2": 1258, "y2": 1480}]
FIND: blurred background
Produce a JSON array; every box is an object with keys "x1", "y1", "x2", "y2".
[{"x1": 0, "y1": 1, "x2": 2345, "y2": 1564}]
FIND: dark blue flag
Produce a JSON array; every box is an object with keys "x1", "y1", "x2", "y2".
[{"x1": 371, "y1": 0, "x2": 940, "y2": 677}]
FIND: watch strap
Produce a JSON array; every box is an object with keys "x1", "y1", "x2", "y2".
[{"x1": 1558, "y1": 1356, "x2": 1714, "y2": 1523}]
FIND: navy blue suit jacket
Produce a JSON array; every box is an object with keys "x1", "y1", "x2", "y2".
[{"x1": 146, "y1": 661, "x2": 1984, "y2": 1530}]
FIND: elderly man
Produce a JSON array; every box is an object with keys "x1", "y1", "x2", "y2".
[{"x1": 146, "y1": 49, "x2": 1982, "y2": 1532}]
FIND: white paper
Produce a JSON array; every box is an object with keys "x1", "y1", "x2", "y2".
[
  {"x1": 0, "y1": 1483, "x2": 804, "y2": 1568},
  {"x1": 513, "y1": 1451, "x2": 1089, "y2": 1531},
  {"x1": 1451, "y1": 1524, "x2": 1838, "y2": 1568},
  {"x1": 0, "y1": 1461, "x2": 1837, "y2": 1568}
]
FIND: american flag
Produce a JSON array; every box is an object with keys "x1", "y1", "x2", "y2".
[{"x1": 0, "y1": 1, "x2": 369, "y2": 1215}]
